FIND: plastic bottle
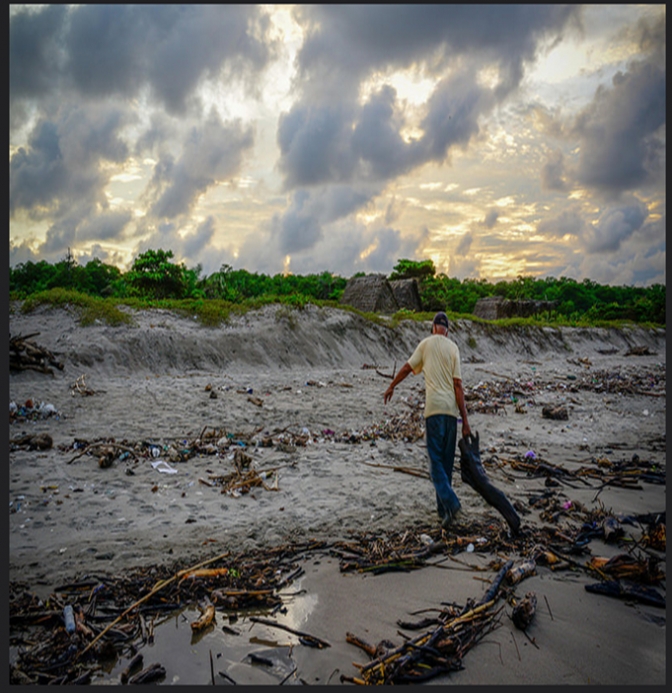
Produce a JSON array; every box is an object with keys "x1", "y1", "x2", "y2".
[
  {"x1": 507, "y1": 559, "x2": 537, "y2": 585},
  {"x1": 63, "y1": 604, "x2": 76, "y2": 634}
]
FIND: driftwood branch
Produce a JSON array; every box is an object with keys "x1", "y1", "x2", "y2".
[
  {"x1": 249, "y1": 616, "x2": 331, "y2": 648},
  {"x1": 10, "y1": 333, "x2": 64, "y2": 374},
  {"x1": 78, "y1": 551, "x2": 231, "y2": 658},
  {"x1": 67, "y1": 442, "x2": 140, "y2": 465},
  {"x1": 375, "y1": 360, "x2": 397, "y2": 379},
  {"x1": 361, "y1": 461, "x2": 429, "y2": 479}
]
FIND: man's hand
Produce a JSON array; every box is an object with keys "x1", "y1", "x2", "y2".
[
  {"x1": 462, "y1": 421, "x2": 471, "y2": 439},
  {"x1": 383, "y1": 362, "x2": 412, "y2": 405}
]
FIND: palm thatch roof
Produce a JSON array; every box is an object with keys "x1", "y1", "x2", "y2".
[
  {"x1": 389, "y1": 278, "x2": 422, "y2": 311},
  {"x1": 473, "y1": 296, "x2": 558, "y2": 320},
  {"x1": 339, "y1": 274, "x2": 399, "y2": 314}
]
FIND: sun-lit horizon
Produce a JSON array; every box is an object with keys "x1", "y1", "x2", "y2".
[{"x1": 9, "y1": 5, "x2": 666, "y2": 286}]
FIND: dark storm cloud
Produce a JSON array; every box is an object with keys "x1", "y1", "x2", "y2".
[
  {"x1": 534, "y1": 14, "x2": 666, "y2": 201},
  {"x1": 10, "y1": 105, "x2": 130, "y2": 218},
  {"x1": 281, "y1": 5, "x2": 579, "y2": 186},
  {"x1": 537, "y1": 209, "x2": 587, "y2": 239},
  {"x1": 456, "y1": 231, "x2": 474, "y2": 256},
  {"x1": 540, "y1": 150, "x2": 569, "y2": 192},
  {"x1": 9, "y1": 5, "x2": 68, "y2": 101},
  {"x1": 583, "y1": 201, "x2": 649, "y2": 254},
  {"x1": 572, "y1": 57, "x2": 665, "y2": 196},
  {"x1": 10, "y1": 5, "x2": 276, "y2": 117},
  {"x1": 480, "y1": 210, "x2": 499, "y2": 229},
  {"x1": 9, "y1": 120, "x2": 68, "y2": 217},
  {"x1": 364, "y1": 227, "x2": 404, "y2": 273},
  {"x1": 272, "y1": 185, "x2": 376, "y2": 255},
  {"x1": 275, "y1": 71, "x2": 495, "y2": 251},
  {"x1": 277, "y1": 104, "x2": 357, "y2": 188},
  {"x1": 274, "y1": 6, "x2": 579, "y2": 254},
  {"x1": 294, "y1": 5, "x2": 580, "y2": 98},
  {"x1": 182, "y1": 217, "x2": 216, "y2": 260},
  {"x1": 134, "y1": 114, "x2": 178, "y2": 157},
  {"x1": 418, "y1": 72, "x2": 494, "y2": 163},
  {"x1": 41, "y1": 214, "x2": 81, "y2": 256},
  {"x1": 147, "y1": 112, "x2": 254, "y2": 219},
  {"x1": 77, "y1": 210, "x2": 133, "y2": 242},
  {"x1": 351, "y1": 86, "x2": 423, "y2": 180}
]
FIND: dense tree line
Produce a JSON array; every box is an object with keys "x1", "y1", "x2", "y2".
[
  {"x1": 9, "y1": 250, "x2": 346, "y2": 305},
  {"x1": 9, "y1": 251, "x2": 665, "y2": 324}
]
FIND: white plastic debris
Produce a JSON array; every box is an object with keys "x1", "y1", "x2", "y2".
[{"x1": 151, "y1": 460, "x2": 177, "y2": 474}]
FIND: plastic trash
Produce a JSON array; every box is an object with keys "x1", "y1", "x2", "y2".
[
  {"x1": 38, "y1": 402, "x2": 57, "y2": 416},
  {"x1": 420, "y1": 533, "x2": 433, "y2": 546},
  {"x1": 466, "y1": 543, "x2": 475, "y2": 553},
  {"x1": 151, "y1": 460, "x2": 177, "y2": 474},
  {"x1": 63, "y1": 605, "x2": 76, "y2": 634},
  {"x1": 506, "y1": 559, "x2": 537, "y2": 585}
]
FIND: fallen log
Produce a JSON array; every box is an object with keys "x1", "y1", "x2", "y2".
[{"x1": 10, "y1": 333, "x2": 64, "y2": 374}]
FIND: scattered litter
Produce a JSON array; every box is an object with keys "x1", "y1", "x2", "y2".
[
  {"x1": 70, "y1": 375, "x2": 96, "y2": 396},
  {"x1": 151, "y1": 460, "x2": 178, "y2": 474},
  {"x1": 542, "y1": 404, "x2": 568, "y2": 420},
  {"x1": 10, "y1": 400, "x2": 60, "y2": 423}
]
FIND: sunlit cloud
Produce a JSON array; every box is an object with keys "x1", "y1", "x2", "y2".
[{"x1": 9, "y1": 4, "x2": 665, "y2": 286}]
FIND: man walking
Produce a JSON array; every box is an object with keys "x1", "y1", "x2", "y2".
[{"x1": 383, "y1": 312, "x2": 471, "y2": 529}]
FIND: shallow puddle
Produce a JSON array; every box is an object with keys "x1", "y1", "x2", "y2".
[{"x1": 89, "y1": 572, "x2": 320, "y2": 685}]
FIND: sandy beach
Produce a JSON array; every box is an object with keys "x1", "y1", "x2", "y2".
[{"x1": 8, "y1": 303, "x2": 666, "y2": 685}]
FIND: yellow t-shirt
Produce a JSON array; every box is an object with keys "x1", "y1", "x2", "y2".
[{"x1": 408, "y1": 334, "x2": 462, "y2": 419}]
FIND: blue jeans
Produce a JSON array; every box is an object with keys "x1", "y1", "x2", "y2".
[{"x1": 425, "y1": 414, "x2": 461, "y2": 522}]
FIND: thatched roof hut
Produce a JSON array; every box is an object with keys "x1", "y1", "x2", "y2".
[
  {"x1": 473, "y1": 296, "x2": 557, "y2": 320},
  {"x1": 339, "y1": 274, "x2": 399, "y2": 313},
  {"x1": 389, "y1": 278, "x2": 422, "y2": 312}
]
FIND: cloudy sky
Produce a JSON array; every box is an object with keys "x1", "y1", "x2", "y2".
[{"x1": 9, "y1": 4, "x2": 666, "y2": 286}]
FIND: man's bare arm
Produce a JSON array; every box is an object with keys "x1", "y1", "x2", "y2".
[{"x1": 383, "y1": 362, "x2": 413, "y2": 404}]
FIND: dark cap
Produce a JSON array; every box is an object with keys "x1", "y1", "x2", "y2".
[{"x1": 433, "y1": 311, "x2": 449, "y2": 328}]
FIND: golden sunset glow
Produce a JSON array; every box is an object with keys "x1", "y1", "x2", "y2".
[{"x1": 9, "y1": 4, "x2": 665, "y2": 286}]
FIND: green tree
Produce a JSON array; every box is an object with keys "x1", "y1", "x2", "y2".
[
  {"x1": 10, "y1": 260, "x2": 57, "y2": 297},
  {"x1": 389, "y1": 258, "x2": 436, "y2": 281},
  {"x1": 126, "y1": 249, "x2": 189, "y2": 299},
  {"x1": 78, "y1": 258, "x2": 122, "y2": 296}
]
